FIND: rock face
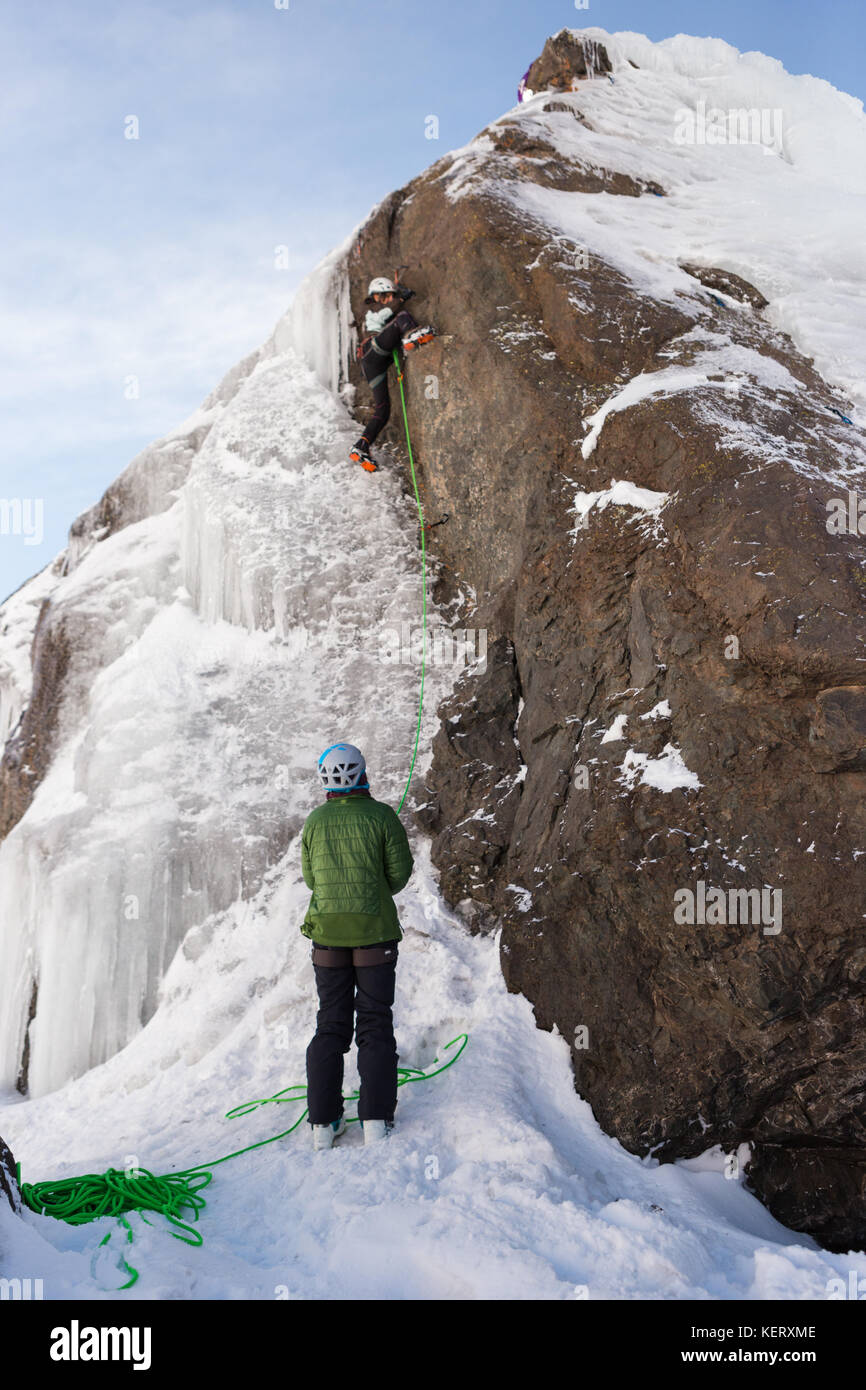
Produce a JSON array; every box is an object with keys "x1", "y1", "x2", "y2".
[
  {"x1": 525, "y1": 30, "x2": 612, "y2": 90},
  {"x1": 0, "y1": 1134, "x2": 21, "y2": 1213},
  {"x1": 345, "y1": 37, "x2": 866, "y2": 1249},
  {"x1": 0, "y1": 599, "x2": 70, "y2": 841}
]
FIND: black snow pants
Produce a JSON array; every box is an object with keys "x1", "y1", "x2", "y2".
[
  {"x1": 306, "y1": 942, "x2": 399, "y2": 1125},
  {"x1": 358, "y1": 309, "x2": 418, "y2": 447}
]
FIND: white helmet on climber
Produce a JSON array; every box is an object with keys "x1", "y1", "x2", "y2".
[{"x1": 317, "y1": 742, "x2": 369, "y2": 792}]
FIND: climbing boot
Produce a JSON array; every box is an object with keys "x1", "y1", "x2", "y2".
[
  {"x1": 349, "y1": 440, "x2": 378, "y2": 472},
  {"x1": 401, "y1": 326, "x2": 435, "y2": 352},
  {"x1": 361, "y1": 1119, "x2": 394, "y2": 1146},
  {"x1": 312, "y1": 1117, "x2": 347, "y2": 1151}
]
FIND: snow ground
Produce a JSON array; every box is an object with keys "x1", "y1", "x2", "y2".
[{"x1": 3, "y1": 837, "x2": 865, "y2": 1300}]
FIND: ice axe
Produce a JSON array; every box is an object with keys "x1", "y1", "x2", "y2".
[{"x1": 393, "y1": 264, "x2": 417, "y2": 303}]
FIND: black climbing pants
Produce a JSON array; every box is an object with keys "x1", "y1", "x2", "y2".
[
  {"x1": 306, "y1": 942, "x2": 399, "y2": 1125},
  {"x1": 359, "y1": 310, "x2": 418, "y2": 447}
]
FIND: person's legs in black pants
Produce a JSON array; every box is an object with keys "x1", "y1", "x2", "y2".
[
  {"x1": 354, "y1": 948, "x2": 399, "y2": 1122},
  {"x1": 306, "y1": 951, "x2": 354, "y2": 1125},
  {"x1": 361, "y1": 375, "x2": 391, "y2": 449}
]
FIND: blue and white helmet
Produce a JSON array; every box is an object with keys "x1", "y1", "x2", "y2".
[{"x1": 317, "y1": 742, "x2": 368, "y2": 792}]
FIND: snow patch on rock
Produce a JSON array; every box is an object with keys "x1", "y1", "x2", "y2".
[{"x1": 620, "y1": 743, "x2": 702, "y2": 792}]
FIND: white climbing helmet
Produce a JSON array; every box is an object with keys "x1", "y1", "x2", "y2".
[
  {"x1": 367, "y1": 276, "x2": 396, "y2": 297},
  {"x1": 317, "y1": 742, "x2": 368, "y2": 792}
]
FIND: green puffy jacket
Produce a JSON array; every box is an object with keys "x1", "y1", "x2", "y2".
[{"x1": 300, "y1": 793, "x2": 414, "y2": 947}]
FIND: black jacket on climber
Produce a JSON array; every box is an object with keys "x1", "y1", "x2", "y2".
[{"x1": 350, "y1": 277, "x2": 434, "y2": 470}]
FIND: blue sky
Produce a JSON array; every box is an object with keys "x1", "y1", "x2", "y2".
[{"x1": 2, "y1": 0, "x2": 864, "y2": 600}]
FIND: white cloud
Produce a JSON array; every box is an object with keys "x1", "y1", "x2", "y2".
[{"x1": 0, "y1": 220, "x2": 340, "y2": 457}]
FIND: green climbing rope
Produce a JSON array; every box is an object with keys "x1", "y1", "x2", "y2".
[
  {"x1": 18, "y1": 1033, "x2": 468, "y2": 1290},
  {"x1": 393, "y1": 347, "x2": 426, "y2": 814}
]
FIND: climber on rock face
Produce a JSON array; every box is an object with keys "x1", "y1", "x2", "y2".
[
  {"x1": 350, "y1": 277, "x2": 435, "y2": 473},
  {"x1": 301, "y1": 742, "x2": 414, "y2": 1149}
]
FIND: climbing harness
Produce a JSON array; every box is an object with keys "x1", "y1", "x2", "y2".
[{"x1": 18, "y1": 1035, "x2": 469, "y2": 1291}]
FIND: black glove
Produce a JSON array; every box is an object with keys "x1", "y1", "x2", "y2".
[{"x1": 396, "y1": 286, "x2": 415, "y2": 302}]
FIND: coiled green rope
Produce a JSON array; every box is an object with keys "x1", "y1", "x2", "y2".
[{"x1": 18, "y1": 1033, "x2": 468, "y2": 1289}]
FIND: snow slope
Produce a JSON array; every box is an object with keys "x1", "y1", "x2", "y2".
[
  {"x1": 445, "y1": 27, "x2": 866, "y2": 420},
  {"x1": 3, "y1": 839, "x2": 866, "y2": 1300},
  {"x1": 3, "y1": 27, "x2": 866, "y2": 1297}
]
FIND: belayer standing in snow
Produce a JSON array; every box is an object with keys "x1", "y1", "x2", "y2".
[
  {"x1": 301, "y1": 743, "x2": 414, "y2": 1149},
  {"x1": 350, "y1": 276, "x2": 435, "y2": 473}
]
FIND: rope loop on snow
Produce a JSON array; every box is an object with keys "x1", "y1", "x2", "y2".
[{"x1": 18, "y1": 1034, "x2": 468, "y2": 1289}]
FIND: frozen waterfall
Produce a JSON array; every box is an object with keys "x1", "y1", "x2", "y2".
[{"x1": 0, "y1": 274, "x2": 437, "y2": 1097}]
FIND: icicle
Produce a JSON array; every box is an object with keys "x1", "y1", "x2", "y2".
[{"x1": 273, "y1": 233, "x2": 355, "y2": 396}]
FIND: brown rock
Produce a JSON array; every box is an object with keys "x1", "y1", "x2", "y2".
[
  {"x1": 525, "y1": 30, "x2": 612, "y2": 91},
  {"x1": 343, "y1": 41, "x2": 866, "y2": 1249},
  {"x1": 0, "y1": 601, "x2": 71, "y2": 840},
  {"x1": 809, "y1": 686, "x2": 866, "y2": 771},
  {"x1": 747, "y1": 1145, "x2": 866, "y2": 1252},
  {"x1": 418, "y1": 637, "x2": 522, "y2": 925},
  {"x1": 680, "y1": 263, "x2": 769, "y2": 310},
  {"x1": 0, "y1": 1133, "x2": 21, "y2": 1213}
]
